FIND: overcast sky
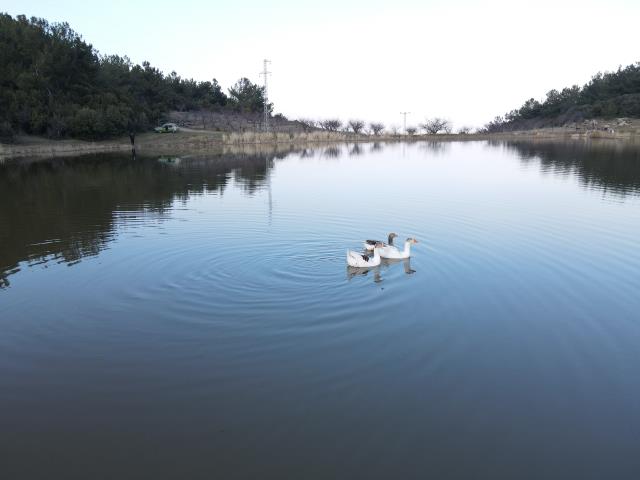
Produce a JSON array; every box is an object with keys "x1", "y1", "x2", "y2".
[{"x1": 4, "y1": 0, "x2": 639, "y2": 129}]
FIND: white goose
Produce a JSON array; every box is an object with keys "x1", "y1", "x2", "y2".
[
  {"x1": 378, "y1": 238, "x2": 419, "y2": 259},
  {"x1": 364, "y1": 232, "x2": 397, "y2": 251},
  {"x1": 347, "y1": 242, "x2": 383, "y2": 268}
]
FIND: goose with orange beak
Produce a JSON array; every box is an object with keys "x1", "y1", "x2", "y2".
[{"x1": 378, "y1": 238, "x2": 419, "y2": 259}]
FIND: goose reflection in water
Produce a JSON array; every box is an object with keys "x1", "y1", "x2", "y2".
[{"x1": 347, "y1": 257, "x2": 415, "y2": 282}]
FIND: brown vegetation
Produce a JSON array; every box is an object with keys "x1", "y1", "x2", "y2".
[{"x1": 4, "y1": 119, "x2": 640, "y2": 162}]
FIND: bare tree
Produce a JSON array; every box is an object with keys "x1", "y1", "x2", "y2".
[
  {"x1": 457, "y1": 126, "x2": 472, "y2": 134},
  {"x1": 420, "y1": 117, "x2": 451, "y2": 135},
  {"x1": 420, "y1": 119, "x2": 437, "y2": 134},
  {"x1": 389, "y1": 124, "x2": 400, "y2": 136},
  {"x1": 348, "y1": 119, "x2": 365, "y2": 134},
  {"x1": 297, "y1": 118, "x2": 316, "y2": 132},
  {"x1": 320, "y1": 119, "x2": 342, "y2": 132},
  {"x1": 406, "y1": 126, "x2": 417, "y2": 136},
  {"x1": 369, "y1": 122, "x2": 385, "y2": 136}
]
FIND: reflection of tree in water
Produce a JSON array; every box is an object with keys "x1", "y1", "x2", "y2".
[
  {"x1": 420, "y1": 141, "x2": 451, "y2": 155},
  {"x1": 0, "y1": 152, "x2": 276, "y2": 288},
  {"x1": 500, "y1": 140, "x2": 640, "y2": 197},
  {"x1": 233, "y1": 157, "x2": 273, "y2": 193},
  {"x1": 322, "y1": 146, "x2": 342, "y2": 159},
  {"x1": 349, "y1": 144, "x2": 363, "y2": 156},
  {"x1": 370, "y1": 142, "x2": 383, "y2": 152}
]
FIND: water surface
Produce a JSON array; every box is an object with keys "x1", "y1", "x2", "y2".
[{"x1": 2, "y1": 140, "x2": 640, "y2": 479}]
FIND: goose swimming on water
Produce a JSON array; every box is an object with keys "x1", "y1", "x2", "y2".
[
  {"x1": 364, "y1": 232, "x2": 397, "y2": 251},
  {"x1": 347, "y1": 242, "x2": 384, "y2": 268},
  {"x1": 378, "y1": 238, "x2": 419, "y2": 259}
]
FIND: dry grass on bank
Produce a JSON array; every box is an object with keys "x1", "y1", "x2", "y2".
[{"x1": 3, "y1": 124, "x2": 640, "y2": 161}]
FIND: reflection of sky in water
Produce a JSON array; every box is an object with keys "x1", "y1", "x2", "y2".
[
  {"x1": 1, "y1": 141, "x2": 640, "y2": 478},
  {"x1": 1, "y1": 141, "x2": 639, "y2": 290}
]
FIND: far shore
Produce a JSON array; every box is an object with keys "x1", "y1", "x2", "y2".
[{"x1": 2, "y1": 126, "x2": 640, "y2": 161}]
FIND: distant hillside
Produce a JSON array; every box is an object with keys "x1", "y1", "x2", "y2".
[
  {"x1": 167, "y1": 110, "x2": 305, "y2": 133},
  {"x1": 0, "y1": 14, "x2": 274, "y2": 141},
  {"x1": 483, "y1": 62, "x2": 640, "y2": 132}
]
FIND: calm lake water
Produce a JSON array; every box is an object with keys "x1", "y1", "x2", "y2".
[{"x1": 2, "y1": 140, "x2": 640, "y2": 479}]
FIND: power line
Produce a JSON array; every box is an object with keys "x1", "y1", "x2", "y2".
[
  {"x1": 260, "y1": 59, "x2": 271, "y2": 132},
  {"x1": 400, "y1": 112, "x2": 411, "y2": 134}
]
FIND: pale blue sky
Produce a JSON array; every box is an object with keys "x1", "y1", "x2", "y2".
[{"x1": 3, "y1": 0, "x2": 639, "y2": 129}]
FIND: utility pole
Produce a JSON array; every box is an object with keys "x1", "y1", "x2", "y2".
[
  {"x1": 260, "y1": 59, "x2": 271, "y2": 132},
  {"x1": 400, "y1": 112, "x2": 411, "y2": 134}
]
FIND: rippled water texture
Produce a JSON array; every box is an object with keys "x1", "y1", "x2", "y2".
[{"x1": 2, "y1": 140, "x2": 640, "y2": 479}]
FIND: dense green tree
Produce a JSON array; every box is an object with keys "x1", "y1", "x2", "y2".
[
  {"x1": 228, "y1": 78, "x2": 272, "y2": 114},
  {"x1": 0, "y1": 13, "x2": 268, "y2": 140},
  {"x1": 484, "y1": 62, "x2": 640, "y2": 132}
]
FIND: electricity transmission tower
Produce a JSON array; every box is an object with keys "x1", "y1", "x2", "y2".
[
  {"x1": 400, "y1": 112, "x2": 411, "y2": 134},
  {"x1": 260, "y1": 59, "x2": 271, "y2": 132}
]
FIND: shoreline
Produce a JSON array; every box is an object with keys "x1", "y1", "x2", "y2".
[{"x1": 2, "y1": 128, "x2": 639, "y2": 162}]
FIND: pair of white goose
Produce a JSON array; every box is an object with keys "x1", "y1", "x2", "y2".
[{"x1": 346, "y1": 232, "x2": 419, "y2": 268}]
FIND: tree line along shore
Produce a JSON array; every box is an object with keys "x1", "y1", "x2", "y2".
[
  {"x1": 1, "y1": 13, "x2": 639, "y2": 147},
  {"x1": 4, "y1": 125, "x2": 640, "y2": 163}
]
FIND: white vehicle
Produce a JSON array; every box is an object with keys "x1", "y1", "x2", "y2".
[{"x1": 154, "y1": 123, "x2": 179, "y2": 133}]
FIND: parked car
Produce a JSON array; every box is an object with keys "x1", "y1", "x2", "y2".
[{"x1": 154, "y1": 123, "x2": 179, "y2": 133}]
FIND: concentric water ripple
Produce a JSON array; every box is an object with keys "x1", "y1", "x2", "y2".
[{"x1": 2, "y1": 142, "x2": 640, "y2": 478}]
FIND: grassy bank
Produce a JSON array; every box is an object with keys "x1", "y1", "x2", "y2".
[{"x1": 3, "y1": 126, "x2": 640, "y2": 161}]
